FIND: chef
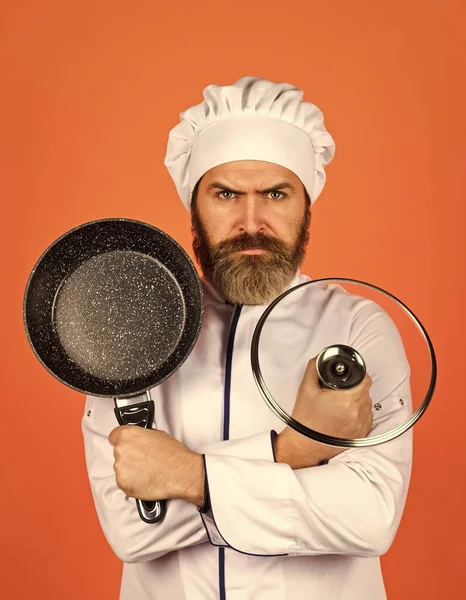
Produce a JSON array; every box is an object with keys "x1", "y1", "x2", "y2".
[{"x1": 82, "y1": 76, "x2": 412, "y2": 600}]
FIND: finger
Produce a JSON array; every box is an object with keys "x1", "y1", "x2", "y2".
[
  {"x1": 351, "y1": 373, "x2": 372, "y2": 396},
  {"x1": 303, "y1": 356, "x2": 319, "y2": 385},
  {"x1": 364, "y1": 374, "x2": 373, "y2": 389},
  {"x1": 108, "y1": 425, "x2": 126, "y2": 446},
  {"x1": 113, "y1": 443, "x2": 120, "y2": 459}
]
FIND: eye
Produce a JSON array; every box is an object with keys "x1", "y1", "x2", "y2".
[
  {"x1": 268, "y1": 191, "x2": 285, "y2": 200},
  {"x1": 217, "y1": 191, "x2": 235, "y2": 200}
]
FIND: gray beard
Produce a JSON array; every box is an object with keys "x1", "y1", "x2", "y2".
[
  {"x1": 191, "y1": 208, "x2": 310, "y2": 306},
  {"x1": 210, "y1": 253, "x2": 295, "y2": 305}
]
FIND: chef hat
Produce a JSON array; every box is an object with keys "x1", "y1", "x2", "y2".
[{"x1": 164, "y1": 76, "x2": 335, "y2": 211}]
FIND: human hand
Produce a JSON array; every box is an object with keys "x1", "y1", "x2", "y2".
[
  {"x1": 274, "y1": 356, "x2": 373, "y2": 468},
  {"x1": 108, "y1": 427, "x2": 205, "y2": 506}
]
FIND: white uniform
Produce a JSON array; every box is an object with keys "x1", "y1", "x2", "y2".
[{"x1": 82, "y1": 273, "x2": 413, "y2": 600}]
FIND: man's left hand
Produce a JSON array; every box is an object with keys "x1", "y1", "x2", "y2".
[{"x1": 108, "y1": 426, "x2": 205, "y2": 507}]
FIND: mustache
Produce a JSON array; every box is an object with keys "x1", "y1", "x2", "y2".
[{"x1": 212, "y1": 232, "x2": 289, "y2": 256}]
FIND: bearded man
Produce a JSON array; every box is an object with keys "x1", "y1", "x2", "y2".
[{"x1": 82, "y1": 77, "x2": 412, "y2": 600}]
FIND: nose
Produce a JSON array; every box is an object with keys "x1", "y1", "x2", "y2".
[{"x1": 238, "y1": 197, "x2": 266, "y2": 235}]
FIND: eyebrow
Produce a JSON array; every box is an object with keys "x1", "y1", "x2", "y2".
[{"x1": 206, "y1": 181, "x2": 297, "y2": 195}]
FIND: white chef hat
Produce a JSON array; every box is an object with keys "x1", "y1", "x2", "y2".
[{"x1": 164, "y1": 76, "x2": 335, "y2": 212}]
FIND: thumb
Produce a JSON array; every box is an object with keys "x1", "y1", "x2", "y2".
[
  {"x1": 304, "y1": 356, "x2": 319, "y2": 384},
  {"x1": 108, "y1": 425, "x2": 126, "y2": 446}
]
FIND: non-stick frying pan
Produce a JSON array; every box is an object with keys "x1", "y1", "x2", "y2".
[{"x1": 24, "y1": 218, "x2": 204, "y2": 524}]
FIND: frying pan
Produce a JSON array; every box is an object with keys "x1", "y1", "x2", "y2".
[{"x1": 24, "y1": 218, "x2": 203, "y2": 524}]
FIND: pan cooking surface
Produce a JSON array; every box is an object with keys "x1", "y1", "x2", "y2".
[
  {"x1": 24, "y1": 218, "x2": 203, "y2": 397},
  {"x1": 54, "y1": 250, "x2": 185, "y2": 380}
]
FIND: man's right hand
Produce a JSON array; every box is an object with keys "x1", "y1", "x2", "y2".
[{"x1": 273, "y1": 356, "x2": 374, "y2": 469}]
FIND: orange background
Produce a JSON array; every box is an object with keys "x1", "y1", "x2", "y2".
[{"x1": 1, "y1": 1, "x2": 465, "y2": 598}]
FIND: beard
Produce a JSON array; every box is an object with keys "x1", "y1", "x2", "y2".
[{"x1": 191, "y1": 206, "x2": 311, "y2": 306}]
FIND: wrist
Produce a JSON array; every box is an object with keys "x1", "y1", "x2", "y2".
[
  {"x1": 178, "y1": 451, "x2": 205, "y2": 507},
  {"x1": 274, "y1": 427, "x2": 335, "y2": 469}
]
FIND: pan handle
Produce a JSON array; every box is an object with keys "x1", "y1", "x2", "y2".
[{"x1": 114, "y1": 393, "x2": 167, "y2": 524}]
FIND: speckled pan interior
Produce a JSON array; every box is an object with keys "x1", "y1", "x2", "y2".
[{"x1": 24, "y1": 219, "x2": 203, "y2": 398}]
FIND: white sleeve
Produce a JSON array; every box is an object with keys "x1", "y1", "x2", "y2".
[
  {"x1": 199, "y1": 306, "x2": 414, "y2": 558},
  {"x1": 82, "y1": 394, "x2": 209, "y2": 564},
  {"x1": 197, "y1": 431, "x2": 279, "y2": 548},
  {"x1": 82, "y1": 398, "x2": 279, "y2": 563}
]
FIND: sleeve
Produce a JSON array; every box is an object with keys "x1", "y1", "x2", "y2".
[
  {"x1": 82, "y1": 394, "x2": 209, "y2": 563},
  {"x1": 198, "y1": 304, "x2": 415, "y2": 558},
  {"x1": 197, "y1": 431, "x2": 280, "y2": 548},
  {"x1": 81, "y1": 399, "x2": 279, "y2": 563}
]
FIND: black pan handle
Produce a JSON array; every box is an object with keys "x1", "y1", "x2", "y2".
[{"x1": 114, "y1": 395, "x2": 167, "y2": 524}]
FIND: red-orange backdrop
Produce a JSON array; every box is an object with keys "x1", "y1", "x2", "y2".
[{"x1": 1, "y1": 1, "x2": 465, "y2": 598}]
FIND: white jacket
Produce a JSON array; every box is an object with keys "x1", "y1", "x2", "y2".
[{"x1": 82, "y1": 273, "x2": 413, "y2": 600}]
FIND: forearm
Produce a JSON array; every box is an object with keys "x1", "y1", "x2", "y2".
[
  {"x1": 273, "y1": 427, "x2": 342, "y2": 469},
  {"x1": 201, "y1": 429, "x2": 412, "y2": 558},
  {"x1": 83, "y1": 397, "x2": 209, "y2": 563},
  {"x1": 185, "y1": 432, "x2": 328, "y2": 507}
]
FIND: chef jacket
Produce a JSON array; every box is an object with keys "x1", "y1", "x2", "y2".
[{"x1": 82, "y1": 272, "x2": 413, "y2": 600}]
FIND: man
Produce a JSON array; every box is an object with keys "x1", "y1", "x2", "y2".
[{"x1": 82, "y1": 76, "x2": 412, "y2": 600}]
